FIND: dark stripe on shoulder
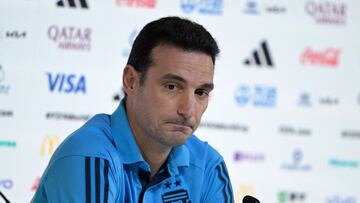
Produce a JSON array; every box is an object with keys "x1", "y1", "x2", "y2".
[
  {"x1": 216, "y1": 163, "x2": 229, "y2": 203},
  {"x1": 104, "y1": 159, "x2": 109, "y2": 203},
  {"x1": 85, "y1": 157, "x2": 91, "y2": 203},
  {"x1": 220, "y1": 161, "x2": 234, "y2": 203},
  {"x1": 95, "y1": 157, "x2": 100, "y2": 203}
]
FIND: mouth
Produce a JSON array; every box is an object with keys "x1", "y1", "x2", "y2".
[{"x1": 166, "y1": 122, "x2": 193, "y2": 133}]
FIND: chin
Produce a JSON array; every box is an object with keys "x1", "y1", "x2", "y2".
[
  {"x1": 172, "y1": 136, "x2": 191, "y2": 147},
  {"x1": 170, "y1": 140, "x2": 187, "y2": 147},
  {"x1": 161, "y1": 130, "x2": 192, "y2": 147},
  {"x1": 164, "y1": 136, "x2": 187, "y2": 147}
]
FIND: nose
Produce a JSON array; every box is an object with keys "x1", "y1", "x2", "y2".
[{"x1": 177, "y1": 92, "x2": 196, "y2": 121}]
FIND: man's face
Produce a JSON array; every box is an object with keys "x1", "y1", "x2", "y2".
[{"x1": 125, "y1": 44, "x2": 214, "y2": 148}]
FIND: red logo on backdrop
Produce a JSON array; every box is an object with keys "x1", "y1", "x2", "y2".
[
  {"x1": 300, "y1": 47, "x2": 340, "y2": 67},
  {"x1": 47, "y1": 25, "x2": 92, "y2": 51},
  {"x1": 305, "y1": 1, "x2": 346, "y2": 25},
  {"x1": 116, "y1": 0, "x2": 156, "y2": 8},
  {"x1": 31, "y1": 177, "x2": 40, "y2": 192}
]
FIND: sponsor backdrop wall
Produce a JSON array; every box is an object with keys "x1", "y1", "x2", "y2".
[{"x1": 1, "y1": 0, "x2": 360, "y2": 202}]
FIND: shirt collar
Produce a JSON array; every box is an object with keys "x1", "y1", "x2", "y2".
[
  {"x1": 110, "y1": 99, "x2": 190, "y2": 174},
  {"x1": 168, "y1": 144, "x2": 190, "y2": 175},
  {"x1": 110, "y1": 99, "x2": 144, "y2": 164}
]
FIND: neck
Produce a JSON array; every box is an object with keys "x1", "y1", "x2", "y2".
[
  {"x1": 134, "y1": 132, "x2": 171, "y2": 178},
  {"x1": 126, "y1": 103, "x2": 171, "y2": 178}
]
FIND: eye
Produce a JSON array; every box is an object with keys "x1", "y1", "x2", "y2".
[
  {"x1": 195, "y1": 89, "x2": 209, "y2": 98},
  {"x1": 164, "y1": 83, "x2": 179, "y2": 91},
  {"x1": 167, "y1": 84, "x2": 176, "y2": 90}
]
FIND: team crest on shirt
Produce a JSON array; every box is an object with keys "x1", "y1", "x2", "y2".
[{"x1": 162, "y1": 179, "x2": 191, "y2": 203}]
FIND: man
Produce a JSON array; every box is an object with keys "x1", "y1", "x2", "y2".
[{"x1": 32, "y1": 16, "x2": 234, "y2": 203}]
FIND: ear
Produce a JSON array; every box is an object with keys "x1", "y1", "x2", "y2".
[{"x1": 122, "y1": 65, "x2": 139, "y2": 96}]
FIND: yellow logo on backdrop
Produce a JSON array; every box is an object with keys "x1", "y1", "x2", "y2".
[
  {"x1": 235, "y1": 185, "x2": 255, "y2": 202},
  {"x1": 40, "y1": 135, "x2": 61, "y2": 156}
]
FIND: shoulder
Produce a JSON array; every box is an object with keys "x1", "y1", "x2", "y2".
[
  {"x1": 37, "y1": 114, "x2": 123, "y2": 198},
  {"x1": 49, "y1": 113, "x2": 119, "y2": 165},
  {"x1": 185, "y1": 136, "x2": 234, "y2": 202},
  {"x1": 185, "y1": 135, "x2": 223, "y2": 169}
]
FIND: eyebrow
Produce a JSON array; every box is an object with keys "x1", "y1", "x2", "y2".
[
  {"x1": 160, "y1": 73, "x2": 214, "y2": 91},
  {"x1": 160, "y1": 73, "x2": 186, "y2": 83}
]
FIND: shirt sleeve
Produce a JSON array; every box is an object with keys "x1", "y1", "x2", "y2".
[
  {"x1": 201, "y1": 160, "x2": 235, "y2": 203},
  {"x1": 31, "y1": 156, "x2": 118, "y2": 203}
]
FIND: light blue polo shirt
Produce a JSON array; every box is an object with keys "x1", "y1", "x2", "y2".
[{"x1": 32, "y1": 100, "x2": 234, "y2": 203}]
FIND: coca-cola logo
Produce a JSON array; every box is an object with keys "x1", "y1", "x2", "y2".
[
  {"x1": 300, "y1": 47, "x2": 340, "y2": 67},
  {"x1": 305, "y1": 1, "x2": 346, "y2": 25},
  {"x1": 47, "y1": 25, "x2": 92, "y2": 51},
  {"x1": 31, "y1": 177, "x2": 40, "y2": 192},
  {"x1": 116, "y1": 0, "x2": 156, "y2": 8}
]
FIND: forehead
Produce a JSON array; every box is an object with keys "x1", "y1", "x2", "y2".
[{"x1": 148, "y1": 44, "x2": 214, "y2": 83}]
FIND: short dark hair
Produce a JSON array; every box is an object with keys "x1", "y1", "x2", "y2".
[{"x1": 127, "y1": 16, "x2": 220, "y2": 84}]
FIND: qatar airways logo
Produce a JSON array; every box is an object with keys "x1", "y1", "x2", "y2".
[
  {"x1": 305, "y1": 1, "x2": 346, "y2": 25},
  {"x1": 300, "y1": 47, "x2": 340, "y2": 67},
  {"x1": 47, "y1": 25, "x2": 92, "y2": 51}
]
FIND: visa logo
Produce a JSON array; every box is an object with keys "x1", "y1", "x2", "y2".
[{"x1": 46, "y1": 72, "x2": 86, "y2": 94}]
